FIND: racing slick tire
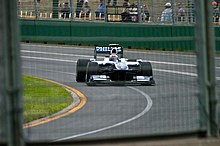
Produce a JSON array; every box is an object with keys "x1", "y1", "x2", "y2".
[
  {"x1": 140, "y1": 62, "x2": 153, "y2": 76},
  {"x1": 86, "y1": 62, "x2": 99, "y2": 86},
  {"x1": 140, "y1": 62, "x2": 155, "y2": 85},
  {"x1": 76, "y1": 59, "x2": 90, "y2": 82}
]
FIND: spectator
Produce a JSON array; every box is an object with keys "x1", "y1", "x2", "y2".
[
  {"x1": 107, "y1": 0, "x2": 117, "y2": 6},
  {"x1": 176, "y1": 2, "x2": 185, "y2": 22},
  {"x1": 212, "y1": 1, "x2": 220, "y2": 22},
  {"x1": 80, "y1": 0, "x2": 91, "y2": 18},
  {"x1": 161, "y1": 2, "x2": 173, "y2": 23},
  {"x1": 76, "y1": 0, "x2": 84, "y2": 18},
  {"x1": 129, "y1": 3, "x2": 139, "y2": 22},
  {"x1": 95, "y1": 0, "x2": 104, "y2": 18},
  {"x1": 59, "y1": 2, "x2": 70, "y2": 18},
  {"x1": 142, "y1": 4, "x2": 150, "y2": 22},
  {"x1": 121, "y1": 0, "x2": 130, "y2": 22},
  {"x1": 122, "y1": 0, "x2": 130, "y2": 12}
]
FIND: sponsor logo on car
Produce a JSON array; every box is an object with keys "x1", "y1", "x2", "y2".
[{"x1": 95, "y1": 46, "x2": 122, "y2": 53}]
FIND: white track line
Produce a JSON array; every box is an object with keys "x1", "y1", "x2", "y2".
[
  {"x1": 154, "y1": 68, "x2": 197, "y2": 77},
  {"x1": 21, "y1": 50, "x2": 92, "y2": 58},
  {"x1": 22, "y1": 66, "x2": 76, "y2": 75},
  {"x1": 21, "y1": 55, "x2": 220, "y2": 80},
  {"x1": 53, "y1": 86, "x2": 152, "y2": 142},
  {"x1": 21, "y1": 56, "x2": 76, "y2": 63},
  {"x1": 21, "y1": 44, "x2": 220, "y2": 59},
  {"x1": 21, "y1": 50, "x2": 220, "y2": 68}
]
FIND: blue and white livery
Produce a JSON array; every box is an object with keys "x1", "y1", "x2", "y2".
[{"x1": 76, "y1": 44, "x2": 155, "y2": 86}]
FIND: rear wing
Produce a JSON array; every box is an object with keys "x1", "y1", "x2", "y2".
[{"x1": 94, "y1": 46, "x2": 123, "y2": 59}]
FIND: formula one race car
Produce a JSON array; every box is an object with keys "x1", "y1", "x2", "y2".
[{"x1": 76, "y1": 44, "x2": 155, "y2": 86}]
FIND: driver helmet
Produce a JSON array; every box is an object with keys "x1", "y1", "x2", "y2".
[
  {"x1": 109, "y1": 48, "x2": 118, "y2": 61},
  {"x1": 110, "y1": 48, "x2": 118, "y2": 58}
]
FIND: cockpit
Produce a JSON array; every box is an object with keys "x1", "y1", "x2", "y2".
[{"x1": 109, "y1": 57, "x2": 119, "y2": 62}]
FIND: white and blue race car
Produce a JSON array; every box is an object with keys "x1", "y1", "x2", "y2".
[{"x1": 76, "y1": 44, "x2": 155, "y2": 86}]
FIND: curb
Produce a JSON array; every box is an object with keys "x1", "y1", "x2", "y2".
[{"x1": 23, "y1": 79, "x2": 87, "y2": 128}]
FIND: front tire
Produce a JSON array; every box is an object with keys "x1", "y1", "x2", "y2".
[
  {"x1": 140, "y1": 62, "x2": 155, "y2": 85},
  {"x1": 140, "y1": 62, "x2": 153, "y2": 76},
  {"x1": 86, "y1": 62, "x2": 99, "y2": 85},
  {"x1": 76, "y1": 59, "x2": 90, "y2": 82}
]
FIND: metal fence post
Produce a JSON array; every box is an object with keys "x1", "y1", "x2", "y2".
[
  {"x1": 70, "y1": 0, "x2": 74, "y2": 19},
  {"x1": 53, "y1": 0, "x2": 59, "y2": 18},
  {"x1": 34, "y1": 0, "x2": 39, "y2": 19},
  {"x1": 195, "y1": 0, "x2": 218, "y2": 137},
  {"x1": 0, "y1": 0, "x2": 7, "y2": 142},
  {"x1": 171, "y1": 0, "x2": 175, "y2": 24},
  {"x1": 137, "y1": 0, "x2": 141, "y2": 23},
  {"x1": 0, "y1": 0, "x2": 25, "y2": 146},
  {"x1": 104, "y1": 0, "x2": 107, "y2": 22}
]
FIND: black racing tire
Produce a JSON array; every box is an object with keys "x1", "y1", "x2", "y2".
[
  {"x1": 86, "y1": 62, "x2": 99, "y2": 85},
  {"x1": 76, "y1": 59, "x2": 90, "y2": 82},
  {"x1": 140, "y1": 62, "x2": 156, "y2": 86},
  {"x1": 140, "y1": 62, "x2": 153, "y2": 76}
]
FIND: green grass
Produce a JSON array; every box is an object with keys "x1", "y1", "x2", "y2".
[{"x1": 23, "y1": 75, "x2": 72, "y2": 123}]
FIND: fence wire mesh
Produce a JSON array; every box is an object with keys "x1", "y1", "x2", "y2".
[
  {"x1": 20, "y1": 43, "x2": 202, "y2": 142},
  {"x1": 18, "y1": 0, "x2": 198, "y2": 24},
  {"x1": 216, "y1": 53, "x2": 220, "y2": 133},
  {"x1": 16, "y1": 0, "x2": 220, "y2": 143},
  {"x1": 1, "y1": 0, "x2": 220, "y2": 145}
]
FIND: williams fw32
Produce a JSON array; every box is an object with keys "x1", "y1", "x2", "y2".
[{"x1": 76, "y1": 44, "x2": 155, "y2": 86}]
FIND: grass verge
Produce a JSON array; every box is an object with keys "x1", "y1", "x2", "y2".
[{"x1": 23, "y1": 75, "x2": 72, "y2": 123}]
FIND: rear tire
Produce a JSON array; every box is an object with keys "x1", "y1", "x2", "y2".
[{"x1": 76, "y1": 59, "x2": 90, "y2": 82}]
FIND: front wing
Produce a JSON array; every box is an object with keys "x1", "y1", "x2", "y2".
[{"x1": 87, "y1": 74, "x2": 155, "y2": 86}]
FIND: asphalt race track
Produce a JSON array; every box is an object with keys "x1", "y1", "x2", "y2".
[{"x1": 20, "y1": 44, "x2": 220, "y2": 142}]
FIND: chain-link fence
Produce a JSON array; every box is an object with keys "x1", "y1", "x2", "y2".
[
  {"x1": 18, "y1": 0, "x2": 198, "y2": 24},
  {"x1": 1, "y1": 0, "x2": 220, "y2": 146}
]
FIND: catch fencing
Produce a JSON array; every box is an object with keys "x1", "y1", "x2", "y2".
[
  {"x1": 0, "y1": 0, "x2": 219, "y2": 146},
  {"x1": 18, "y1": 0, "x2": 196, "y2": 24}
]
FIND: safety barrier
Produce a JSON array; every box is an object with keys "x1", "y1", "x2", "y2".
[
  {"x1": 19, "y1": 19, "x2": 192, "y2": 51},
  {"x1": 19, "y1": 19, "x2": 220, "y2": 51}
]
